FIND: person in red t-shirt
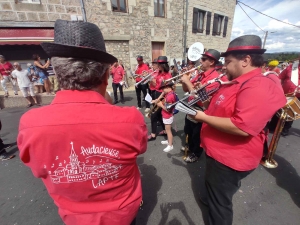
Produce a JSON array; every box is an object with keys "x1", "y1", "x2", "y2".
[
  {"x1": 134, "y1": 56, "x2": 150, "y2": 111},
  {"x1": 148, "y1": 58, "x2": 159, "y2": 100},
  {"x1": 180, "y1": 49, "x2": 221, "y2": 163},
  {"x1": 148, "y1": 56, "x2": 172, "y2": 141},
  {"x1": 0, "y1": 55, "x2": 18, "y2": 97},
  {"x1": 278, "y1": 61, "x2": 300, "y2": 136},
  {"x1": 18, "y1": 20, "x2": 147, "y2": 225},
  {"x1": 267, "y1": 60, "x2": 281, "y2": 75},
  {"x1": 154, "y1": 81, "x2": 176, "y2": 152},
  {"x1": 188, "y1": 35, "x2": 286, "y2": 225},
  {"x1": 110, "y1": 61, "x2": 125, "y2": 104}
]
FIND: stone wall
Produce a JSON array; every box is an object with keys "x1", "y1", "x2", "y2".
[
  {"x1": 0, "y1": 0, "x2": 82, "y2": 22},
  {"x1": 85, "y1": 0, "x2": 185, "y2": 69},
  {"x1": 187, "y1": 0, "x2": 236, "y2": 52},
  {"x1": 85, "y1": 0, "x2": 235, "y2": 69}
]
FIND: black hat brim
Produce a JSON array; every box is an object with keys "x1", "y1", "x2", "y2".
[
  {"x1": 221, "y1": 49, "x2": 266, "y2": 57},
  {"x1": 41, "y1": 42, "x2": 117, "y2": 64}
]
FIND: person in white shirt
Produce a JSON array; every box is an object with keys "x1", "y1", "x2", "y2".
[{"x1": 11, "y1": 62, "x2": 40, "y2": 107}]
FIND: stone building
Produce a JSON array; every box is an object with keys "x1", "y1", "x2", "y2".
[
  {"x1": 85, "y1": 0, "x2": 236, "y2": 70},
  {"x1": 0, "y1": 0, "x2": 236, "y2": 70},
  {"x1": 0, "y1": 0, "x2": 82, "y2": 62}
]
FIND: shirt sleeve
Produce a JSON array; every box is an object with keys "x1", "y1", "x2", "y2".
[
  {"x1": 7, "y1": 62, "x2": 13, "y2": 71},
  {"x1": 11, "y1": 71, "x2": 16, "y2": 78},
  {"x1": 230, "y1": 78, "x2": 284, "y2": 136}
]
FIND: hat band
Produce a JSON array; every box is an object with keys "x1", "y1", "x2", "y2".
[
  {"x1": 157, "y1": 60, "x2": 167, "y2": 63},
  {"x1": 227, "y1": 46, "x2": 262, "y2": 51},
  {"x1": 204, "y1": 52, "x2": 217, "y2": 61}
]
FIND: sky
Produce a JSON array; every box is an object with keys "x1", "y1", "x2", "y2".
[{"x1": 231, "y1": 0, "x2": 300, "y2": 53}]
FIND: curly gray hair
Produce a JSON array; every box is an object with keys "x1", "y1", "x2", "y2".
[{"x1": 51, "y1": 57, "x2": 109, "y2": 90}]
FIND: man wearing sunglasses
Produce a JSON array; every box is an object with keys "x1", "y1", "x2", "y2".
[{"x1": 180, "y1": 49, "x2": 221, "y2": 163}]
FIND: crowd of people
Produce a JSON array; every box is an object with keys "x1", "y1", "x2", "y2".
[
  {"x1": 0, "y1": 19, "x2": 299, "y2": 225},
  {"x1": 0, "y1": 54, "x2": 59, "y2": 107}
]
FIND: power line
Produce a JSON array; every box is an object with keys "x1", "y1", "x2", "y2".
[
  {"x1": 238, "y1": 1, "x2": 300, "y2": 29},
  {"x1": 237, "y1": 2, "x2": 264, "y2": 32}
]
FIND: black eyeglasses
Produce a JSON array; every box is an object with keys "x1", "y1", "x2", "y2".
[{"x1": 201, "y1": 57, "x2": 208, "y2": 62}]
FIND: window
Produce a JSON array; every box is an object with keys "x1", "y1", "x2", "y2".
[
  {"x1": 111, "y1": 0, "x2": 126, "y2": 12},
  {"x1": 192, "y1": 8, "x2": 206, "y2": 33},
  {"x1": 18, "y1": 0, "x2": 40, "y2": 3},
  {"x1": 212, "y1": 14, "x2": 224, "y2": 36},
  {"x1": 154, "y1": 0, "x2": 165, "y2": 17},
  {"x1": 223, "y1": 16, "x2": 229, "y2": 37}
]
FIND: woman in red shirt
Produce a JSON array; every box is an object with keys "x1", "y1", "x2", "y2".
[
  {"x1": 0, "y1": 55, "x2": 18, "y2": 97},
  {"x1": 148, "y1": 56, "x2": 172, "y2": 141}
]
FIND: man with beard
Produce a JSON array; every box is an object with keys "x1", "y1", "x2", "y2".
[{"x1": 189, "y1": 35, "x2": 286, "y2": 225}]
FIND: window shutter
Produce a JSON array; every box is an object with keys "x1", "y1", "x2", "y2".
[
  {"x1": 192, "y1": 8, "x2": 198, "y2": 33},
  {"x1": 206, "y1": 11, "x2": 211, "y2": 35},
  {"x1": 212, "y1": 13, "x2": 219, "y2": 36},
  {"x1": 223, "y1": 16, "x2": 228, "y2": 37}
]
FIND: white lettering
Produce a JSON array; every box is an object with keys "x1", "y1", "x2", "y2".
[{"x1": 80, "y1": 145, "x2": 119, "y2": 158}]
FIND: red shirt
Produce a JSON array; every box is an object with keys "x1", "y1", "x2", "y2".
[
  {"x1": 149, "y1": 69, "x2": 159, "y2": 91},
  {"x1": 201, "y1": 68, "x2": 286, "y2": 171},
  {"x1": 268, "y1": 67, "x2": 281, "y2": 75},
  {"x1": 18, "y1": 90, "x2": 148, "y2": 225},
  {"x1": 0, "y1": 61, "x2": 13, "y2": 76},
  {"x1": 155, "y1": 71, "x2": 172, "y2": 92},
  {"x1": 111, "y1": 65, "x2": 125, "y2": 83},
  {"x1": 162, "y1": 91, "x2": 176, "y2": 119},
  {"x1": 135, "y1": 63, "x2": 149, "y2": 82},
  {"x1": 279, "y1": 64, "x2": 298, "y2": 95}
]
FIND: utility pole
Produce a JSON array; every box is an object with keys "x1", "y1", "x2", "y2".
[
  {"x1": 263, "y1": 31, "x2": 268, "y2": 49},
  {"x1": 183, "y1": 0, "x2": 189, "y2": 63}
]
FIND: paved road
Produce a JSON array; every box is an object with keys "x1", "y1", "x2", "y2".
[{"x1": 0, "y1": 90, "x2": 300, "y2": 225}]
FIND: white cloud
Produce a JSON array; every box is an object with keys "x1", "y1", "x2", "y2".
[
  {"x1": 265, "y1": 42, "x2": 285, "y2": 50},
  {"x1": 231, "y1": 0, "x2": 300, "y2": 52}
]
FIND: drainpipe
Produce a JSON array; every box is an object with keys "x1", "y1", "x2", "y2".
[
  {"x1": 183, "y1": 0, "x2": 188, "y2": 63},
  {"x1": 80, "y1": 0, "x2": 87, "y2": 22}
]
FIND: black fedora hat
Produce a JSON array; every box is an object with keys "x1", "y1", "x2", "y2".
[
  {"x1": 137, "y1": 55, "x2": 143, "y2": 61},
  {"x1": 157, "y1": 56, "x2": 168, "y2": 63},
  {"x1": 159, "y1": 80, "x2": 174, "y2": 90},
  {"x1": 221, "y1": 35, "x2": 266, "y2": 57},
  {"x1": 41, "y1": 20, "x2": 117, "y2": 64},
  {"x1": 202, "y1": 49, "x2": 220, "y2": 62}
]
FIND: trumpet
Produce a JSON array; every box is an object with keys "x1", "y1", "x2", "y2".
[
  {"x1": 135, "y1": 70, "x2": 158, "y2": 87},
  {"x1": 166, "y1": 74, "x2": 228, "y2": 110},
  {"x1": 165, "y1": 65, "x2": 202, "y2": 82},
  {"x1": 145, "y1": 97, "x2": 165, "y2": 118}
]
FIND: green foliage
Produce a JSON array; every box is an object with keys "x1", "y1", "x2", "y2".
[{"x1": 264, "y1": 52, "x2": 300, "y2": 62}]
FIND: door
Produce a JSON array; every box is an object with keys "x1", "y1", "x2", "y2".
[{"x1": 152, "y1": 42, "x2": 165, "y2": 61}]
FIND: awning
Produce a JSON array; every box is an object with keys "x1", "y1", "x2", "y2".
[{"x1": 0, "y1": 28, "x2": 54, "y2": 45}]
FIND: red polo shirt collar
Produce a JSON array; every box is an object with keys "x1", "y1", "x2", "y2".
[
  {"x1": 51, "y1": 90, "x2": 109, "y2": 105},
  {"x1": 201, "y1": 68, "x2": 215, "y2": 78},
  {"x1": 233, "y1": 68, "x2": 262, "y2": 84}
]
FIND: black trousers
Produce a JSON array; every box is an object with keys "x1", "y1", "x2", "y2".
[
  {"x1": 149, "y1": 89, "x2": 156, "y2": 100},
  {"x1": 184, "y1": 116, "x2": 203, "y2": 157},
  {"x1": 135, "y1": 83, "x2": 150, "y2": 108},
  {"x1": 205, "y1": 155, "x2": 254, "y2": 225},
  {"x1": 112, "y1": 83, "x2": 124, "y2": 102},
  {"x1": 151, "y1": 108, "x2": 165, "y2": 134}
]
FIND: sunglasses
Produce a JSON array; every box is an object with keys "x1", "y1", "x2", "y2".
[{"x1": 201, "y1": 57, "x2": 209, "y2": 62}]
